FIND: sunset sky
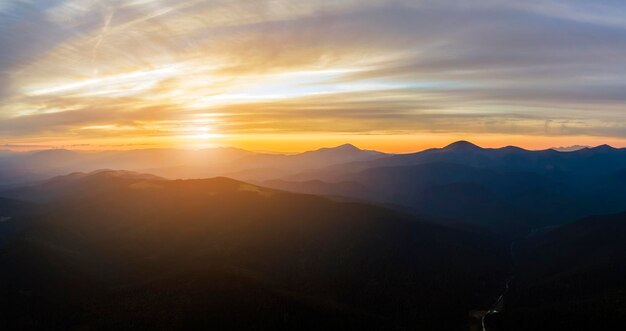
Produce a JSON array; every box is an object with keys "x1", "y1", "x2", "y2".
[{"x1": 1, "y1": 0, "x2": 626, "y2": 152}]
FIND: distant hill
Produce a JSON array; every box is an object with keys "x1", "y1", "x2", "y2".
[
  {"x1": 0, "y1": 144, "x2": 388, "y2": 186},
  {"x1": 0, "y1": 147, "x2": 252, "y2": 185},
  {"x1": 222, "y1": 143, "x2": 387, "y2": 180},
  {"x1": 6, "y1": 170, "x2": 165, "y2": 203},
  {"x1": 0, "y1": 171, "x2": 508, "y2": 330}
]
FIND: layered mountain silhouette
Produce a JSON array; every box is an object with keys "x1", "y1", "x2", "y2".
[
  {"x1": 2, "y1": 141, "x2": 626, "y2": 329},
  {"x1": 263, "y1": 141, "x2": 626, "y2": 236},
  {"x1": 0, "y1": 144, "x2": 387, "y2": 186},
  {"x1": 0, "y1": 170, "x2": 508, "y2": 330},
  {"x1": 3, "y1": 141, "x2": 626, "y2": 237}
]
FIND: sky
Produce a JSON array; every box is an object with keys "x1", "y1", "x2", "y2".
[{"x1": 1, "y1": 0, "x2": 626, "y2": 152}]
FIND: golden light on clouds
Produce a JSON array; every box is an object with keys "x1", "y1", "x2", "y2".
[{"x1": 2, "y1": 0, "x2": 626, "y2": 151}]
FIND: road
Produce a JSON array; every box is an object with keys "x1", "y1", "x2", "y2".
[{"x1": 481, "y1": 277, "x2": 513, "y2": 331}]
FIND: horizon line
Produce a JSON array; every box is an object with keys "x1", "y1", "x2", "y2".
[{"x1": 1, "y1": 140, "x2": 622, "y2": 155}]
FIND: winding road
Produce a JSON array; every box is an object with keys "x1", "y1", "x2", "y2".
[
  {"x1": 481, "y1": 277, "x2": 513, "y2": 331},
  {"x1": 481, "y1": 241, "x2": 518, "y2": 331}
]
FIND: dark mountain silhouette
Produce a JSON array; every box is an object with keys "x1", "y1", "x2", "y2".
[
  {"x1": 268, "y1": 142, "x2": 626, "y2": 235},
  {"x1": 2, "y1": 140, "x2": 626, "y2": 329},
  {"x1": 0, "y1": 171, "x2": 508, "y2": 330},
  {"x1": 266, "y1": 163, "x2": 569, "y2": 236},
  {"x1": 355, "y1": 142, "x2": 626, "y2": 176},
  {"x1": 3, "y1": 142, "x2": 625, "y2": 187},
  {"x1": 442, "y1": 140, "x2": 482, "y2": 152},
  {"x1": 489, "y1": 212, "x2": 626, "y2": 330}
]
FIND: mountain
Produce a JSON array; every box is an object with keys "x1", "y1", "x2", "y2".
[
  {"x1": 4, "y1": 142, "x2": 625, "y2": 186},
  {"x1": 335, "y1": 141, "x2": 623, "y2": 176},
  {"x1": 267, "y1": 163, "x2": 545, "y2": 236},
  {"x1": 441, "y1": 140, "x2": 483, "y2": 152},
  {"x1": 0, "y1": 148, "x2": 250, "y2": 185},
  {"x1": 271, "y1": 142, "x2": 626, "y2": 235},
  {"x1": 489, "y1": 212, "x2": 626, "y2": 330},
  {"x1": 0, "y1": 171, "x2": 508, "y2": 330},
  {"x1": 354, "y1": 142, "x2": 626, "y2": 176},
  {"x1": 0, "y1": 144, "x2": 388, "y2": 186},
  {"x1": 3, "y1": 141, "x2": 626, "y2": 329},
  {"x1": 224, "y1": 144, "x2": 387, "y2": 179},
  {"x1": 5, "y1": 170, "x2": 164, "y2": 203}
]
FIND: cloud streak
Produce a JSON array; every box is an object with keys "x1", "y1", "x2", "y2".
[{"x1": 1, "y1": 0, "x2": 626, "y2": 148}]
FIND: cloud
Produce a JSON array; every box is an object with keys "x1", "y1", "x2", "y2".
[{"x1": 1, "y1": 0, "x2": 626, "y2": 146}]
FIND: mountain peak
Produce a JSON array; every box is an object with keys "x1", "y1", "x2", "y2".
[
  {"x1": 443, "y1": 141, "x2": 481, "y2": 151},
  {"x1": 309, "y1": 143, "x2": 361, "y2": 154},
  {"x1": 590, "y1": 144, "x2": 616, "y2": 152},
  {"x1": 333, "y1": 143, "x2": 360, "y2": 151}
]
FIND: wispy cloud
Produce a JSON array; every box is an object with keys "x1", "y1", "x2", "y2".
[{"x1": 1, "y1": 0, "x2": 626, "y2": 148}]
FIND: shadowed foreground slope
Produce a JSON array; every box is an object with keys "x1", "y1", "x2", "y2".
[
  {"x1": 489, "y1": 212, "x2": 626, "y2": 331},
  {"x1": 0, "y1": 171, "x2": 509, "y2": 330}
]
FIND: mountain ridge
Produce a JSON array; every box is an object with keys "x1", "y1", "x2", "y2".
[{"x1": 0, "y1": 171, "x2": 509, "y2": 330}]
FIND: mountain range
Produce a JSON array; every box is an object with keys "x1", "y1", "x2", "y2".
[
  {"x1": 0, "y1": 170, "x2": 508, "y2": 330},
  {"x1": 263, "y1": 141, "x2": 626, "y2": 236},
  {"x1": 4, "y1": 141, "x2": 626, "y2": 236},
  {"x1": 1, "y1": 141, "x2": 626, "y2": 329},
  {"x1": 0, "y1": 144, "x2": 386, "y2": 187}
]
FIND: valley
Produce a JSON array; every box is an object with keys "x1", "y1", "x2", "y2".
[{"x1": 1, "y1": 142, "x2": 625, "y2": 330}]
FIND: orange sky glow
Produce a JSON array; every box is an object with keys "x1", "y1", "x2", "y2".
[{"x1": 2, "y1": 1, "x2": 626, "y2": 153}]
